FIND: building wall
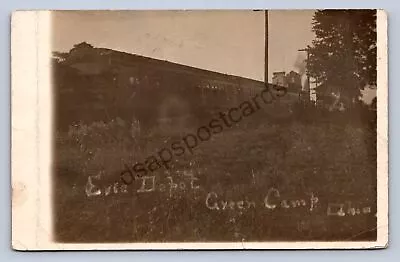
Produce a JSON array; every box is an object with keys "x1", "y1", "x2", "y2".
[{"x1": 56, "y1": 48, "x2": 299, "y2": 129}]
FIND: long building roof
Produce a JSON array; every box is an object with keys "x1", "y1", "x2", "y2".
[{"x1": 66, "y1": 46, "x2": 269, "y2": 86}]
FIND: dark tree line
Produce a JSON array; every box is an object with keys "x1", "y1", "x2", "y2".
[{"x1": 307, "y1": 10, "x2": 377, "y2": 107}]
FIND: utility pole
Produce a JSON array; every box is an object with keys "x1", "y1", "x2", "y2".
[
  {"x1": 298, "y1": 47, "x2": 311, "y2": 102},
  {"x1": 265, "y1": 10, "x2": 268, "y2": 88}
]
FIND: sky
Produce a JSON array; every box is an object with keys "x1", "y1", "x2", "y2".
[{"x1": 52, "y1": 10, "x2": 316, "y2": 82}]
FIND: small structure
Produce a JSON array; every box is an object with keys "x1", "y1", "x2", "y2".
[
  {"x1": 272, "y1": 71, "x2": 287, "y2": 87},
  {"x1": 272, "y1": 71, "x2": 302, "y2": 93},
  {"x1": 286, "y1": 71, "x2": 302, "y2": 93}
]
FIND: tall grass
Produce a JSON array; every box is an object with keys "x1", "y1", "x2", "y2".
[{"x1": 54, "y1": 111, "x2": 377, "y2": 242}]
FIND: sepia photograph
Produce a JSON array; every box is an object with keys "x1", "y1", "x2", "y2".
[{"x1": 11, "y1": 9, "x2": 388, "y2": 249}]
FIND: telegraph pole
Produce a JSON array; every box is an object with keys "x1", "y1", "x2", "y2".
[{"x1": 265, "y1": 10, "x2": 268, "y2": 88}]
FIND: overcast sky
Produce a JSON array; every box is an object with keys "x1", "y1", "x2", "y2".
[{"x1": 52, "y1": 10, "x2": 315, "y2": 82}]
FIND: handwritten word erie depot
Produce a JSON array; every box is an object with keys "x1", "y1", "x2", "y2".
[
  {"x1": 85, "y1": 171, "x2": 200, "y2": 198},
  {"x1": 205, "y1": 188, "x2": 319, "y2": 212}
]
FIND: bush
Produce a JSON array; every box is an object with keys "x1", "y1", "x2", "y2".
[{"x1": 55, "y1": 117, "x2": 142, "y2": 187}]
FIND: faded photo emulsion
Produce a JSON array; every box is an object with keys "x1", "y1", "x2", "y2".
[{"x1": 11, "y1": 9, "x2": 388, "y2": 250}]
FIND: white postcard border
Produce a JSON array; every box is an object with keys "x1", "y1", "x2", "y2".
[{"x1": 11, "y1": 10, "x2": 388, "y2": 250}]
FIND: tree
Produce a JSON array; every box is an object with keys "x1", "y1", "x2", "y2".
[
  {"x1": 70, "y1": 41, "x2": 94, "y2": 53},
  {"x1": 52, "y1": 42, "x2": 96, "y2": 65},
  {"x1": 307, "y1": 10, "x2": 377, "y2": 105}
]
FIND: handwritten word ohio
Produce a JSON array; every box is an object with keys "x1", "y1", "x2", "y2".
[{"x1": 327, "y1": 201, "x2": 372, "y2": 217}]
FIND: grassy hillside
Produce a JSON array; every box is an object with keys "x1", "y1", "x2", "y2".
[{"x1": 53, "y1": 107, "x2": 377, "y2": 242}]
